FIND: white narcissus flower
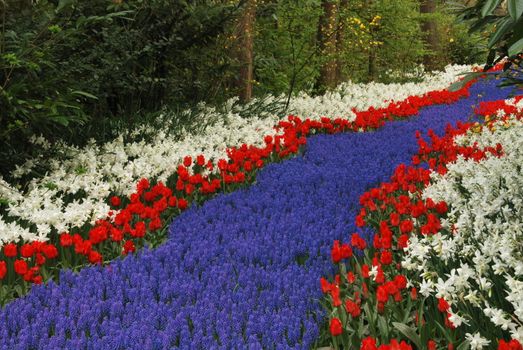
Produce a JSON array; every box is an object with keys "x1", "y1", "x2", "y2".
[
  {"x1": 477, "y1": 277, "x2": 493, "y2": 292},
  {"x1": 369, "y1": 265, "x2": 379, "y2": 280},
  {"x1": 0, "y1": 218, "x2": 40, "y2": 245},
  {"x1": 435, "y1": 277, "x2": 456, "y2": 300},
  {"x1": 484, "y1": 305, "x2": 517, "y2": 331},
  {"x1": 511, "y1": 326, "x2": 523, "y2": 344},
  {"x1": 505, "y1": 276, "x2": 523, "y2": 321},
  {"x1": 463, "y1": 290, "x2": 481, "y2": 307},
  {"x1": 448, "y1": 310, "x2": 468, "y2": 328},
  {"x1": 465, "y1": 332, "x2": 490, "y2": 350},
  {"x1": 419, "y1": 278, "x2": 434, "y2": 297}
]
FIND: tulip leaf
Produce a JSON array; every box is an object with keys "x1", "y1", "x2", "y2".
[
  {"x1": 481, "y1": 0, "x2": 502, "y2": 17},
  {"x1": 488, "y1": 17, "x2": 515, "y2": 48},
  {"x1": 457, "y1": 340, "x2": 471, "y2": 350},
  {"x1": 508, "y1": 37, "x2": 523, "y2": 56},
  {"x1": 448, "y1": 72, "x2": 486, "y2": 92},
  {"x1": 435, "y1": 321, "x2": 453, "y2": 343},
  {"x1": 392, "y1": 322, "x2": 422, "y2": 349},
  {"x1": 378, "y1": 316, "x2": 389, "y2": 339},
  {"x1": 508, "y1": 0, "x2": 523, "y2": 21}
]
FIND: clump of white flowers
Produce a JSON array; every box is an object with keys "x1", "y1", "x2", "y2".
[
  {"x1": 403, "y1": 113, "x2": 523, "y2": 342},
  {"x1": 289, "y1": 64, "x2": 475, "y2": 118}
]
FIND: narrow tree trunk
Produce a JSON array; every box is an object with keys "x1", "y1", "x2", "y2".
[
  {"x1": 368, "y1": 49, "x2": 377, "y2": 80},
  {"x1": 236, "y1": 0, "x2": 257, "y2": 103},
  {"x1": 366, "y1": 0, "x2": 377, "y2": 81},
  {"x1": 419, "y1": 0, "x2": 439, "y2": 71},
  {"x1": 317, "y1": 0, "x2": 338, "y2": 90},
  {"x1": 335, "y1": 0, "x2": 349, "y2": 85}
]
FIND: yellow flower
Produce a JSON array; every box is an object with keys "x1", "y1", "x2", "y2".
[{"x1": 472, "y1": 123, "x2": 482, "y2": 133}]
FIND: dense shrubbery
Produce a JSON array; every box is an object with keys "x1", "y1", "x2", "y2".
[{"x1": 0, "y1": 0, "x2": 239, "y2": 175}]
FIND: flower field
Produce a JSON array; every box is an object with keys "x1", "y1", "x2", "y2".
[
  {"x1": 0, "y1": 65, "x2": 522, "y2": 349},
  {"x1": 0, "y1": 65, "x2": 477, "y2": 294}
]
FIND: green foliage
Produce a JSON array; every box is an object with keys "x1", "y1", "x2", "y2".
[
  {"x1": 450, "y1": 0, "x2": 523, "y2": 86},
  {"x1": 328, "y1": 0, "x2": 425, "y2": 83},
  {"x1": 0, "y1": 1, "x2": 90, "y2": 171},
  {"x1": 0, "y1": 0, "x2": 239, "y2": 177},
  {"x1": 445, "y1": 21, "x2": 487, "y2": 65},
  {"x1": 366, "y1": 0, "x2": 425, "y2": 81},
  {"x1": 254, "y1": 0, "x2": 322, "y2": 96},
  {"x1": 450, "y1": 0, "x2": 523, "y2": 90}
]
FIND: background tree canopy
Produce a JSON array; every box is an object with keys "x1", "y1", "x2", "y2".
[{"x1": 0, "y1": 0, "x2": 512, "y2": 178}]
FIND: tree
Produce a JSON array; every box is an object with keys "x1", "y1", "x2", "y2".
[
  {"x1": 366, "y1": 0, "x2": 378, "y2": 80},
  {"x1": 419, "y1": 0, "x2": 441, "y2": 70},
  {"x1": 335, "y1": 0, "x2": 349, "y2": 84},
  {"x1": 235, "y1": 0, "x2": 257, "y2": 102},
  {"x1": 317, "y1": 0, "x2": 339, "y2": 90}
]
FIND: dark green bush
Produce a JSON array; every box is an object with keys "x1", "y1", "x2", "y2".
[{"x1": 0, "y1": 0, "x2": 239, "y2": 177}]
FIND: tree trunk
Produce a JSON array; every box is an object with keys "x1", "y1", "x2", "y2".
[
  {"x1": 317, "y1": 0, "x2": 338, "y2": 91},
  {"x1": 335, "y1": 0, "x2": 349, "y2": 85},
  {"x1": 419, "y1": 0, "x2": 440, "y2": 71},
  {"x1": 235, "y1": 0, "x2": 257, "y2": 103},
  {"x1": 366, "y1": 0, "x2": 377, "y2": 81}
]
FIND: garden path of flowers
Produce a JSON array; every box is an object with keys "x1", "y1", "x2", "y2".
[{"x1": 0, "y1": 78, "x2": 519, "y2": 349}]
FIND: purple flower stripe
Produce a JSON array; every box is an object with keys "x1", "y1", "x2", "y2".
[{"x1": 0, "y1": 79, "x2": 517, "y2": 349}]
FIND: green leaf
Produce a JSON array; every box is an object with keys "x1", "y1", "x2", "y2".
[
  {"x1": 105, "y1": 10, "x2": 135, "y2": 20},
  {"x1": 435, "y1": 321, "x2": 453, "y2": 343},
  {"x1": 508, "y1": 37, "x2": 523, "y2": 56},
  {"x1": 488, "y1": 18, "x2": 515, "y2": 48},
  {"x1": 481, "y1": 0, "x2": 503, "y2": 17},
  {"x1": 448, "y1": 72, "x2": 485, "y2": 92},
  {"x1": 14, "y1": 285, "x2": 23, "y2": 297},
  {"x1": 50, "y1": 115, "x2": 70, "y2": 127},
  {"x1": 377, "y1": 316, "x2": 389, "y2": 339},
  {"x1": 392, "y1": 322, "x2": 422, "y2": 349},
  {"x1": 468, "y1": 16, "x2": 496, "y2": 34},
  {"x1": 416, "y1": 297, "x2": 427, "y2": 333},
  {"x1": 363, "y1": 303, "x2": 376, "y2": 334},
  {"x1": 44, "y1": 182, "x2": 58, "y2": 190},
  {"x1": 56, "y1": 0, "x2": 74, "y2": 13},
  {"x1": 508, "y1": 0, "x2": 523, "y2": 21},
  {"x1": 71, "y1": 91, "x2": 98, "y2": 100},
  {"x1": 74, "y1": 166, "x2": 87, "y2": 175},
  {"x1": 457, "y1": 340, "x2": 471, "y2": 350},
  {"x1": 486, "y1": 48, "x2": 497, "y2": 67}
]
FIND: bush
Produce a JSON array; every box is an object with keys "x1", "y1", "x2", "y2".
[{"x1": 0, "y1": 0, "x2": 238, "y2": 177}]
